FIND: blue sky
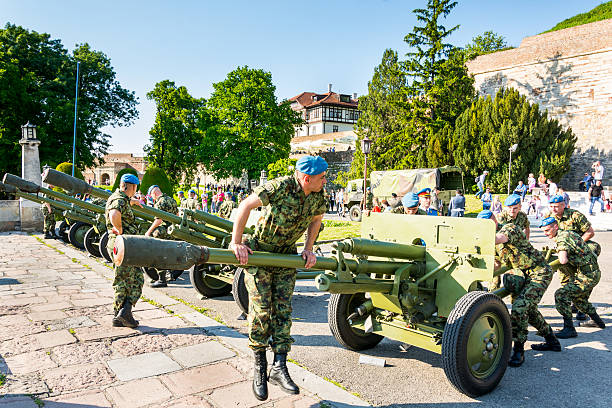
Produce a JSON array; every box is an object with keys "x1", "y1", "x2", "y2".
[{"x1": 1, "y1": 0, "x2": 604, "y2": 154}]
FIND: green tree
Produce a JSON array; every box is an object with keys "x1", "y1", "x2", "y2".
[
  {"x1": 56, "y1": 162, "x2": 84, "y2": 180},
  {"x1": 267, "y1": 158, "x2": 297, "y2": 179},
  {"x1": 111, "y1": 168, "x2": 139, "y2": 192},
  {"x1": 453, "y1": 88, "x2": 576, "y2": 192},
  {"x1": 144, "y1": 80, "x2": 207, "y2": 187},
  {"x1": 203, "y1": 66, "x2": 303, "y2": 179},
  {"x1": 0, "y1": 24, "x2": 138, "y2": 176},
  {"x1": 140, "y1": 166, "x2": 173, "y2": 197},
  {"x1": 463, "y1": 31, "x2": 510, "y2": 60}
]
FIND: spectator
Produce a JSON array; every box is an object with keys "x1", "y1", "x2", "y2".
[
  {"x1": 431, "y1": 187, "x2": 442, "y2": 211},
  {"x1": 527, "y1": 173, "x2": 536, "y2": 192},
  {"x1": 533, "y1": 195, "x2": 543, "y2": 219},
  {"x1": 592, "y1": 161, "x2": 605, "y2": 181},
  {"x1": 491, "y1": 195, "x2": 503, "y2": 214},
  {"x1": 588, "y1": 180, "x2": 605, "y2": 215},
  {"x1": 475, "y1": 171, "x2": 488, "y2": 199},
  {"x1": 328, "y1": 190, "x2": 335, "y2": 212},
  {"x1": 336, "y1": 189, "x2": 344, "y2": 217},
  {"x1": 481, "y1": 188, "x2": 493, "y2": 210},
  {"x1": 513, "y1": 180, "x2": 528, "y2": 201},
  {"x1": 381, "y1": 199, "x2": 392, "y2": 212},
  {"x1": 547, "y1": 179, "x2": 558, "y2": 196},
  {"x1": 202, "y1": 194, "x2": 208, "y2": 213},
  {"x1": 537, "y1": 173, "x2": 547, "y2": 189},
  {"x1": 371, "y1": 197, "x2": 381, "y2": 213},
  {"x1": 447, "y1": 189, "x2": 465, "y2": 217},
  {"x1": 579, "y1": 172, "x2": 593, "y2": 192},
  {"x1": 558, "y1": 187, "x2": 570, "y2": 208}
]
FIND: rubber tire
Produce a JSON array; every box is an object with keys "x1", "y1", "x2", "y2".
[
  {"x1": 442, "y1": 291, "x2": 511, "y2": 397},
  {"x1": 99, "y1": 231, "x2": 112, "y2": 263},
  {"x1": 68, "y1": 222, "x2": 90, "y2": 250},
  {"x1": 189, "y1": 264, "x2": 232, "y2": 297},
  {"x1": 232, "y1": 267, "x2": 249, "y2": 314},
  {"x1": 142, "y1": 267, "x2": 159, "y2": 281},
  {"x1": 83, "y1": 227, "x2": 102, "y2": 257},
  {"x1": 349, "y1": 205, "x2": 362, "y2": 222},
  {"x1": 328, "y1": 293, "x2": 383, "y2": 350},
  {"x1": 57, "y1": 220, "x2": 70, "y2": 243}
]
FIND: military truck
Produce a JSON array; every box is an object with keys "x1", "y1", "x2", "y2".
[{"x1": 344, "y1": 167, "x2": 464, "y2": 221}]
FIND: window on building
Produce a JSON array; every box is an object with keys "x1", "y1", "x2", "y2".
[{"x1": 333, "y1": 125, "x2": 338, "y2": 132}]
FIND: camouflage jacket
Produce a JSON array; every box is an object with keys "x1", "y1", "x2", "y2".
[
  {"x1": 218, "y1": 200, "x2": 237, "y2": 219},
  {"x1": 105, "y1": 190, "x2": 139, "y2": 237},
  {"x1": 252, "y1": 175, "x2": 328, "y2": 247},
  {"x1": 181, "y1": 198, "x2": 200, "y2": 211},
  {"x1": 90, "y1": 197, "x2": 107, "y2": 207},
  {"x1": 554, "y1": 208, "x2": 591, "y2": 235},
  {"x1": 496, "y1": 209, "x2": 529, "y2": 231},
  {"x1": 393, "y1": 207, "x2": 427, "y2": 215},
  {"x1": 554, "y1": 230, "x2": 599, "y2": 269},
  {"x1": 365, "y1": 191, "x2": 374, "y2": 210},
  {"x1": 495, "y1": 223, "x2": 548, "y2": 271},
  {"x1": 154, "y1": 194, "x2": 179, "y2": 228}
]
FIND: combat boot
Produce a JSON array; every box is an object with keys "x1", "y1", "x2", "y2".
[
  {"x1": 151, "y1": 270, "x2": 168, "y2": 288},
  {"x1": 555, "y1": 317, "x2": 577, "y2": 339},
  {"x1": 169, "y1": 270, "x2": 184, "y2": 281},
  {"x1": 531, "y1": 332, "x2": 562, "y2": 352},
  {"x1": 114, "y1": 300, "x2": 139, "y2": 328},
  {"x1": 508, "y1": 342, "x2": 525, "y2": 367},
  {"x1": 268, "y1": 353, "x2": 299, "y2": 395},
  {"x1": 581, "y1": 312, "x2": 606, "y2": 329},
  {"x1": 44, "y1": 231, "x2": 53, "y2": 239},
  {"x1": 252, "y1": 350, "x2": 268, "y2": 401},
  {"x1": 575, "y1": 311, "x2": 588, "y2": 321}
]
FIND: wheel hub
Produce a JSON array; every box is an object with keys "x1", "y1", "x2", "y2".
[{"x1": 466, "y1": 313, "x2": 504, "y2": 378}]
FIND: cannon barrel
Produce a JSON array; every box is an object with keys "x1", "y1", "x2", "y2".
[
  {"x1": 336, "y1": 238, "x2": 425, "y2": 261},
  {"x1": 43, "y1": 168, "x2": 237, "y2": 234},
  {"x1": 113, "y1": 235, "x2": 411, "y2": 278}
]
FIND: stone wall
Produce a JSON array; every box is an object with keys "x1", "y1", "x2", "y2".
[
  {"x1": 466, "y1": 19, "x2": 612, "y2": 187},
  {"x1": 317, "y1": 150, "x2": 354, "y2": 186},
  {"x1": 0, "y1": 200, "x2": 20, "y2": 232}
]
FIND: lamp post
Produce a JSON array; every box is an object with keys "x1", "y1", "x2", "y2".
[
  {"x1": 72, "y1": 61, "x2": 80, "y2": 177},
  {"x1": 361, "y1": 136, "x2": 372, "y2": 211},
  {"x1": 507, "y1": 143, "x2": 518, "y2": 195}
]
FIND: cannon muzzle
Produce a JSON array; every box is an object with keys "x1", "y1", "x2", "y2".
[
  {"x1": 42, "y1": 168, "x2": 102, "y2": 196},
  {"x1": 2, "y1": 174, "x2": 41, "y2": 194},
  {"x1": 0, "y1": 181, "x2": 17, "y2": 194}
]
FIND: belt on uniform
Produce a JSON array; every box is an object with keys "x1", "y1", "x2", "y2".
[
  {"x1": 578, "y1": 264, "x2": 598, "y2": 274},
  {"x1": 249, "y1": 239, "x2": 296, "y2": 255}
]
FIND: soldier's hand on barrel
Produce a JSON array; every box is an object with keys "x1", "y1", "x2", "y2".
[
  {"x1": 230, "y1": 242, "x2": 252, "y2": 265},
  {"x1": 301, "y1": 249, "x2": 317, "y2": 268},
  {"x1": 112, "y1": 226, "x2": 122, "y2": 235},
  {"x1": 130, "y1": 198, "x2": 143, "y2": 207}
]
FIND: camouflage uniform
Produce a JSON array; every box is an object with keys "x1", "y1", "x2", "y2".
[
  {"x1": 245, "y1": 175, "x2": 328, "y2": 353},
  {"x1": 365, "y1": 191, "x2": 374, "y2": 210},
  {"x1": 495, "y1": 223, "x2": 553, "y2": 343},
  {"x1": 105, "y1": 190, "x2": 142, "y2": 314},
  {"x1": 552, "y1": 208, "x2": 601, "y2": 256},
  {"x1": 181, "y1": 197, "x2": 200, "y2": 211},
  {"x1": 394, "y1": 207, "x2": 427, "y2": 215},
  {"x1": 218, "y1": 200, "x2": 237, "y2": 219},
  {"x1": 552, "y1": 230, "x2": 600, "y2": 318},
  {"x1": 490, "y1": 209, "x2": 530, "y2": 290},
  {"x1": 151, "y1": 194, "x2": 178, "y2": 239},
  {"x1": 41, "y1": 202, "x2": 56, "y2": 234}
]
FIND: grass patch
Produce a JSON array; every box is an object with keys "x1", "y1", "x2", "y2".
[
  {"x1": 68, "y1": 328, "x2": 76, "y2": 335},
  {"x1": 543, "y1": 1, "x2": 612, "y2": 33},
  {"x1": 140, "y1": 296, "x2": 164, "y2": 309},
  {"x1": 0, "y1": 372, "x2": 6, "y2": 386}
]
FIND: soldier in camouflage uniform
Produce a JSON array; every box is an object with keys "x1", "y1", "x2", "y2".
[
  {"x1": 490, "y1": 194, "x2": 530, "y2": 290},
  {"x1": 180, "y1": 189, "x2": 201, "y2": 211},
  {"x1": 230, "y1": 155, "x2": 328, "y2": 401},
  {"x1": 364, "y1": 187, "x2": 373, "y2": 210},
  {"x1": 144, "y1": 185, "x2": 180, "y2": 287},
  {"x1": 105, "y1": 174, "x2": 143, "y2": 328},
  {"x1": 400, "y1": 192, "x2": 427, "y2": 215},
  {"x1": 41, "y1": 199, "x2": 57, "y2": 239},
  {"x1": 478, "y1": 210, "x2": 560, "y2": 367},
  {"x1": 547, "y1": 194, "x2": 600, "y2": 321},
  {"x1": 540, "y1": 216, "x2": 606, "y2": 338},
  {"x1": 218, "y1": 193, "x2": 237, "y2": 219}
]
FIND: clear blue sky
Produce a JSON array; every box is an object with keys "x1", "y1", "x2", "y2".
[{"x1": 1, "y1": 0, "x2": 605, "y2": 154}]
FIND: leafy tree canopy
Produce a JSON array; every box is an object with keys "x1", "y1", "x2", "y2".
[
  {"x1": 111, "y1": 168, "x2": 139, "y2": 191},
  {"x1": 463, "y1": 31, "x2": 511, "y2": 60},
  {"x1": 267, "y1": 158, "x2": 297, "y2": 179},
  {"x1": 0, "y1": 24, "x2": 138, "y2": 176}
]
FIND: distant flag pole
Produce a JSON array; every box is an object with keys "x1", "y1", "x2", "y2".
[{"x1": 71, "y1": 61, "x2": 80, "y2": 177}]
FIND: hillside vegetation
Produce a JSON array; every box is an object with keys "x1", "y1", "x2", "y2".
[{"x1": 543, "y1": 1, "x2": 612, "y2": 33}]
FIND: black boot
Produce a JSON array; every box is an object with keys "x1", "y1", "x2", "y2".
[
  {"x1": 508, "y1": 342, "x2": 525, "y2": 367},
  {"x1": 575, "y1": 311, "x2": 588, "y2": 321},
  {"x1": 113, "y1": 300, "x2": 139, "y2": 328},
  {"x1": 268, "y1": 353, "x2": 299, "y2": 395},
  {"x1": 556, "y1": 316, "x2": 577, "y2": 339},
  {"x1": 169, "y1": 270, "x2": 184, "y2": 281},
  {"x1": 582, "y1": 312, "x2": 606, "y2": 329},
  {"x1": 44, "y1": 231, "x2": 53, "y2": 239},
  {"x1": 151, "y1": 270, "x2": 168, "y2": 288},
  {"x1": 252, "y1": 350, "x2": 268, "y2": 401},
  {"x1": 531, "y1": 332, "x2": 562, "y2": 351}
]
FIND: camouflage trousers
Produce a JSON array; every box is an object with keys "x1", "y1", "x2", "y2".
[
  {"x1": 108, "y1": 237, "x2": 143, "y2": 313},
  {"x1": 41, "y1": 207, "x2": 55, "y2": 233},
  {"x1": 555, "y1": 266, "x2": 600, "y2": 318},
  {"x1": 244, "y1": 265, "x2": 297, "y2": 353},
  {"x1": 509, "y1": 266, "x2": 553, "y2": 343},
  {"x1": 152, "y1": 225, "x2": 172, "y2": 239}
]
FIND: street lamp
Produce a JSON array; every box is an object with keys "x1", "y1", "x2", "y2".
[
  {"x1": 361, "y1": 136, "x2": 372, "y2": 211},
  {"x1": 507, "y1": 143, "x2": 518, "y2": 194},
  {"x1": 20, "y1": 122, "x2": 38, "y2": 142}
]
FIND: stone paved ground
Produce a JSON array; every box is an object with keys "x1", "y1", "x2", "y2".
[{"x1": 0, "y1": 232, "x2": 366, "y2": 408}]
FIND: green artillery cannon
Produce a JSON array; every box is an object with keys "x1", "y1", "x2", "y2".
[{"x1": 112, "y1": 214, "x2": 513, "y2": 397}]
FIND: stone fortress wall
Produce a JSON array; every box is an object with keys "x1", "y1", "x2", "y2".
[{"x1": 466, "y1": 19, "x2": 612, "y2": 187}]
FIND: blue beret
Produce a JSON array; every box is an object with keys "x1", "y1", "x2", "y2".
[
  {"x1": 417, "y1": 188, "x2": 431, "y2": 197},
  {"x1": 549, "y1": 195, "x2": 565, "y2": 204},
  {"x1": 539, "y1": 217, "x2": 557, "y2": 227},
  {"x1": 178, "y1": 190, "x2": 184, "y2": 194},
  {"x1": 147, "y1": 185, "x2": 160, "y2": 195},
  {"x1": 402, "y1": 192, "x2": 419, "y2": 208},
  {"x1": 504, "y1": 194, "x2": 521, "y2": 206},
  {"x1": 188, "y1": 189, "x2": 195, "y2": 194},
  {"x1": 121, "y1": 174, "x2": 140, "y2": 185},
  {"x1": 296, "y1": 155, "x2": 328, "y2": 175},
  {"x1": 477, "y1": 210, "x2": 493, "y2": 219}
]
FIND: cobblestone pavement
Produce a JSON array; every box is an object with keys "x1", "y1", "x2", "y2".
[{"x1": 0, "y1": 232, "x2": 367, "y2": 408}]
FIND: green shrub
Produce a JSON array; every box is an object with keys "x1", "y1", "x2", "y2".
[
  {"x1": 543, "y1": 2, "x2": 612, "y2": 33},
  {"x1": 112, "y1": 168, "x2": 139, "y2": 191},
  {"x1": 55, "y1": 162, "x2": 84, "y2": 180},
  {"x1": 140, "y1": 166, "x2": 173, "y2": 196}
]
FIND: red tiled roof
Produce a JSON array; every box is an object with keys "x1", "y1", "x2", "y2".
[{"x1": 289, "y1": 92, "x2": 358, "y2": 108}]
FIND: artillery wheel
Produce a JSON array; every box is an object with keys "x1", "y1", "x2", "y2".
[
  {"x1": 142, "y1": 267, "x2": 159, "y2": 281},
  {"x1": 442, "y1": 291, "x2": 511, "y2": 397},
  {"x1": 99, "y1": 231, "x2": 112, "y2": 263},
  {"x1": 68, "y1": 222, "x2": 90, "y2": 250},
  {"x1": 56, "y1": 220, "x2": 70, "y2": 243},
  {"x1": 189, "y1": 264, "x2": 231, "y2": 297},
  {"x1": 83, "y1": 227, "x2": 101, "y2": 257},
  {"x1": 328, "y1": 293, "x2": 383, "y2": 350},
  {"x1": 232, "y1": 267, "x2": 249, "y2": 314},
  {"x1": 349, "y1": 205, "x2": 362, "y2": 222}
]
